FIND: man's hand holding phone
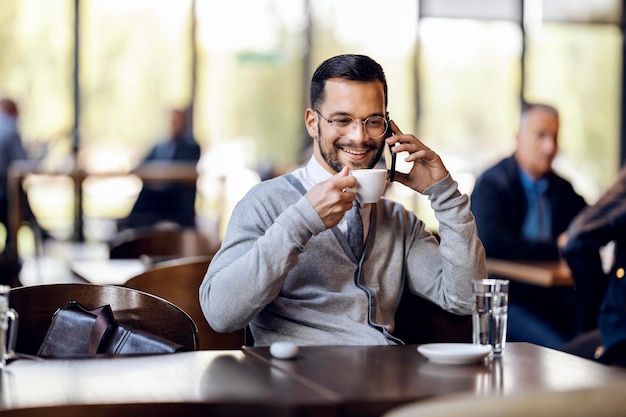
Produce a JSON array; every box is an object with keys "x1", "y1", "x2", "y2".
[
  {"x1": 384, "y1": 120, "x2": 448, "y2": 193},
  {"x1": 383, "y1": 119, "x2": 412, "y2": 182}
]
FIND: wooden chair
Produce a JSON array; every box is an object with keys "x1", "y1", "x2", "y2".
[
  {"x1": 123, "y1": 256, "x2": 246, "y2": 350},
  {"x1": 9, "y1": 283, "x2": 199, "y2": 355},
  {"x1": 109, "y1": 226, "x2": 219, "y2": 262}
]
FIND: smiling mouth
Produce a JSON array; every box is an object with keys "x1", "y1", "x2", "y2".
[{"x1": 343, "y1": 148, "x2": 367, "y2": 156}]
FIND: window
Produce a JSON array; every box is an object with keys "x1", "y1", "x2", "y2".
[
  {"x1": 0, "y1": 0, "x2": 623, "y2": 243},
  {"x1": 525, "y1": 23, "x2": 621, "y2": 201}
]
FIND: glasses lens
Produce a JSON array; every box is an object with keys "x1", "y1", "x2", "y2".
[
  {"x1": 322, "y1": 113, "x2": 388, "y2": 138},
  {"x1": 364, "y1": 116, "x2": 387, "y2": 138},
  {"x1": 329, "y1": 115, "x2": 355, "y2": 137}
]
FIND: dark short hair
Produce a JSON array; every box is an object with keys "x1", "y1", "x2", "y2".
[
  {"x1": 0, "y1": 98, "x2": 18, "y2": 118},
  {"x1": 520, "y1": 101, "x2": 558, "y2": 119},
  {"x1": 310, "y1": 54, "x2": 388, "y2": 110}
]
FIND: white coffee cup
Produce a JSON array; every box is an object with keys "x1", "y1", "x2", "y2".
[{"x1": 350, "y1": 169, "x2": 388, "y2": 204}]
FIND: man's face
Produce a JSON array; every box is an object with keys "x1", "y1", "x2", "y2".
[
  {"x1": 515, "y1": 107, "x2": 559, "y2": 180},
  {"x1": 305, "y1": 78, "x2": 386, "y2": 174},
  {"x1": 169, "y1": 110, "x2": 186, "y2": 138}
]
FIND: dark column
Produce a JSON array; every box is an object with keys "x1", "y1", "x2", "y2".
[
  {"x1": 621, "y1": 0, "x2": 626, "y2": 167},
  {"x1": 72, "y1": 0, "x2": 84, "y2": 241}
]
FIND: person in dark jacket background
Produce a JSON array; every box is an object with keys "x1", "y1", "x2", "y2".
[
  {"x1": 560, "y1": 165, "x2": 626, "y2": 367},
  {"x1": 120, "y1": 108, "x2": 201, "y2": 230},
  {"x1": 470, "y1": 102, "x2": 587, "y2": 349}
]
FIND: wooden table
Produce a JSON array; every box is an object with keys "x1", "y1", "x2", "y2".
[
  {"x1": 243, "y1": 343, "x2": 626, "y2": 417},
  {"x1": 3, "y1": 344, "x2": 619, "y2": 417},
  {"x1": 2, "y1": 350, "x2": 336, "y2": 416},
  {"x1": 486, "y1": 258, "x2": 574, "y2": 287}
]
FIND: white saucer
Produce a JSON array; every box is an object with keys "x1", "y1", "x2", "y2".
[{"x1": 417, "y1": 343, "x2": 492, "y2": 365}]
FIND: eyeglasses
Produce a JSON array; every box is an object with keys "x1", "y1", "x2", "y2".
[{"x1": 315, "y1": 110, "x2": 388, "y2": 139}]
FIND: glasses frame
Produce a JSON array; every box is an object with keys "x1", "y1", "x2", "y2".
[{"x1": 314, "y1": 109, "x2": 388, "y2": 139}]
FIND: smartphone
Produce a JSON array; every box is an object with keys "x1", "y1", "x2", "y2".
[
  {"x1": 383, "y1": 119, "x2": 412, "y2": 182},
  {"x1": 384, "y1": 121, "x2": 397, "y2": 182}
]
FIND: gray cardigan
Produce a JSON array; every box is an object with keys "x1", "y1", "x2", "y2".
[{"x1": 200, "y1": 172, "x2": 486, "y2": 346}]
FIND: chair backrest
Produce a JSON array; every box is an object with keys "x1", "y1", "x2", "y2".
[
  {"x1": 123, "y1": 256, "x2": 246, "y2": 350},
  {"x1": 9, "y1": 283, "x2": 199, "y2": 355},
  {"x1": 109, "y1": 227, "x2": 219, "y2": 261},
  {"x1": 393, "y1": 288, "x2": 472, "y2": 344}
]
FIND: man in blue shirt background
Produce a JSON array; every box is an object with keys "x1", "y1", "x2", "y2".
[{"x1": 470, "y1": 102, "x2": 587, "y2": 349}]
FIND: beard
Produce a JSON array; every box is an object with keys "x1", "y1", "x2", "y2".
[{"x1": 316, "y1": 123, "x2": 385, "y2": 173}]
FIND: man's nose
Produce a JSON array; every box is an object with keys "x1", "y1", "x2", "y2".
[
  {"x1": 348, "y1": 121, "x2": 368, "y2": 140},
  {"x1": 545, "y1": 136, "x2": 558, "y2": 154}
]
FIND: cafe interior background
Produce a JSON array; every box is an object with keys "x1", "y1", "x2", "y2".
[{"x1": 0, "y1": 0, "x2": 623, "y2": 264}]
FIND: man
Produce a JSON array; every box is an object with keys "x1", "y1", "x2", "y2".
[
  {"x1": 470, "y1": 102, "x2": 587, "y2": 348},
  {"x1": 0, "y1": 97, "x2": 35, "y2": 286},
  {"x1": 120, "y1": 108, "x2": 200, "y2": 230},
  {"x1": 200, "y1": 54, "x2": 486, "y2": 346},
  {"x1": 560, "y1": 165, "x2": 626, "y2": 367}
]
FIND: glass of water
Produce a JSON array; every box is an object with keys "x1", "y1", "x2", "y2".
[{"x1": 472, "y1": 279, "x2": 509, "y2": 356}]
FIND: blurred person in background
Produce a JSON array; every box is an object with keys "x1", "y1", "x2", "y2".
[
  {"x1": 0, "y1": 97, "x2": 27, "y2": 256},
  {"x1": 119, "y1": 108, "x2": 201, "y2": 230},
  {"x1": 470, "y1": 102, "x2": 588, "y2": 349},
  {"x1": 560, "y1": 165, "x2": 626, "y2": 367},
  {"x1": 0, "y1": 97, "x2": 35, "y2": 284}
]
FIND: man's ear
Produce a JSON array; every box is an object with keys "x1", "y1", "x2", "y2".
[{"x1": 304, "y1": 108, "x2": 318, "y2": 138}]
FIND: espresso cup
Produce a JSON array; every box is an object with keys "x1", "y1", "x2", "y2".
[{"x1": 350, "y1": 169, "x2": 387, "y2": 204}]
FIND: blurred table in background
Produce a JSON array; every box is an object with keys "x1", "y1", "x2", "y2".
[
  {"x1": 69, "y1": 258, "x2": 147, "y2": 285},
  {"x1": 486, "y1": 258, "x2": 574, "y2": 287},
  {"x1": 18, "y1": 241, "x2": 112, "y2": 286},
  {"x1": 6, "y1": 160, "x2": 201, "y2": 264},
  {"x1": 131, "y1": 161, "x2": 198, "y2": 184}
]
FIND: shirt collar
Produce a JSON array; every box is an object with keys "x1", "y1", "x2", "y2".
[
  {"x1": 305, "y1": 155, "x2": 333, "y2": 184},
  {"x1": 518, "y1": 166, "x2": 549, "y2": 194}
]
